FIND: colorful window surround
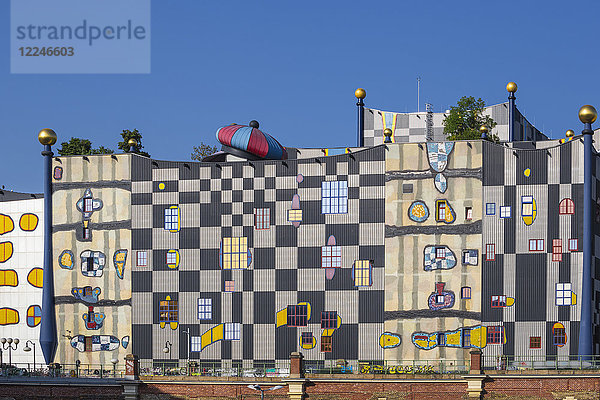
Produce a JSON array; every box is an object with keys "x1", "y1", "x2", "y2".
[
  {"x1": 321, "y1": 335, "x2": 332, "y2": 352},
  {"x1": 166, "y1": 250, "x2": 180, "y2": 269},
  {"x1": 500, "y1": 206, "x2": 511, "y2": 218},
  {"x1": 461, "y1": 287, "x2": 471, "y2": 299},
  {"x1": 287, "y1": 209, "x2": 303, "y2": 223},
  {"x1": 491, "y1": 295, "x2": 507, "y2": 308},
  {"x1": 254, "y1": 208, "x2": 270, "y2": 230},
  {"x1": 486, "y1": 203, "x2": 496, "y2": 215},
  {"x1": 552, "y1": 239, "x2": 562, "y2": 262},
  {"x1": 352, "y1": 260, "x2": 372, "y2": 287},
  {"x1": 529, "y1": 239, "x2": 544, "y2": 252},
  {"x1": 197, "y1": 298, "x2": 212, "y2": 320},
  {"x1": 164, "y1": 206, "x2": 180, "y2": 232},
  {"x1": 321, "y1": 311, "x2": 337, "y2": 329},
  {"x1": 321, "y1": 245, "x2": 342, "y2": 268},
  {"x1": 26, "y1": 305, "x2": 41, "y2": 327},
  {"x1": 321, "y1": 181, "x2": 348, "y2": 214},
  {"x1": 159, "y1": 296, "x2": 178, "y2": 328},
  {"x1": 552, "y1": 323, "x2": 567, "y2": 346},
  {"x1": 136, "y1": 251, "x2": 148, "y2": 267},
  {"x1": 559, "y1": 198, "x2": 575, "y2": 215},
  {"x1": 522, "y1": 196, "x2": 534, "y2": 217},
  {"x1": 220, "y1": 237, "x2": 252, "y2": 269},
  {"x1": 530, "y1": 336, "x2": 541, "y2": 349},
  {"x1": 83, "y1": 197, "x2": 93, "y2": 213},
  {"x1": 287, "y1": 304, "x2": 308, "y2": 327},
  {"x1": 301, "y1": 332, "x2": 314, "y2": 346},
  {"x1": 485, "y1": 244, "x2": 495, "y2": 261},
  {"x1": 487, "y1": 326, "x2": 503, "y2": 344},
  {"x1": 555, "y1": 283, "x2": 575, "y2": 306}
]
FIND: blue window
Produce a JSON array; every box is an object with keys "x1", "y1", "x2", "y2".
[
  {"x1": 321, "y1": 181, "x2": 348, "y2": 214},
  {"x1": 164, "y1": 206, "x2": 180, "y2": 232},
  {"x1": 485, "y1": 203, "x2": 496, "y2": 215}
]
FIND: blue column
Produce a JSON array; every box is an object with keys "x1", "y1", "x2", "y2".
[
  {"x1": 579, "y1": 122, "x2": 594, "y2": 357},
  {"x1": 40, "y1": 143, "x2": 57, "y2": 364},
  {"x1": 357, "y1": 98, "x2": 364, "y2": 147},
  {"x1": 508, "y1": 92, "x2": 515, "y2": 142}
]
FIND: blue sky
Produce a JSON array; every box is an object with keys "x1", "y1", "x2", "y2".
[{"x1": 1, "y1": 0, "x2": 599, "y2": 192}]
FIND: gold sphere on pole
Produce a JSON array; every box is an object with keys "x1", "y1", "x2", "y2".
[
  {"x1": 506, "y1": 82, "x2": 518, "y2": 93},
  {"x1": 479, "y1": 125, "x2": 489, "y2": 134},
  {"x1": 383, "y1": 128, "x2": 392, "y2": 137},
  {"x1": 128, "y1": 138, "x2": 138, "y2": 147},
  {"x1": 354, "y1": 88, "x2": 366, "y2": 99},
  {"x1": 578, "y1": 105, "x2": 597, "y2": 124},
  {"x1": 38, "y1": 128, "x2": 57, "y2": 146},
  {"x1": 566, "y1": 129, "x2": 574, "y2": 138}
]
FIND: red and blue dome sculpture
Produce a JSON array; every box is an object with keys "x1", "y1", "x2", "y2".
[{"x1": 216, "y1": 121, "x2": 288, "y2": 160}]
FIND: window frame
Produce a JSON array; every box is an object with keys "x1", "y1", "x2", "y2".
[
  {"x1": 321, "y1": 335, "x2": 332, "y2": 352},
  {"x1": 487, "y1": 326, "x2": 503, "y2": 344},
  {"x1": 555, "y1": 283, "x2": 572, "y2": 306},
  {"x1": 321, "y1": 245, "x2": 342, "y2": 268},
  {"x1": 224, "y1": 280, "x2": 235, "y2": 292},
  {"x1": 159, "y1": 298, "x2": 178, "y2": 323},
  {"x1": 529, "y1": 239, "x2": 544, "y2": 252},
  {"x1": 522, "y1": 196, "x2": 534, "y2": 217},
  {"x1": 552, "y1": 239, "x2": 562, "y2": 262},
  {"x1": 491, "y1": 295, "x2": 507, "y2": 308},
  {"x1": 500, "y1": 206, "x2": 511, "y2": 218},
  {"x1": 164, "y1": 206, "x2": 180, "y2": 232},
  {"x1": 136, "y1": 251, "x2": 148, "y2": 267},
  {"x1": 461, "y1": 287, "x2": 471, "y2": 299},
  {"x1": 221, "y1": 237, "x2": 249, "y2": 269},
  {"x1": 568, "y1": 238, "x2": 578, "y2": 251},
  {"x1": 465, "y1": 207, "x2": 473, "y2": 220},
  {"x1": 321, "y1": 181, "x2": 348, "y2": 214},
  {"x1": 197, "y1": 298, "x2": 212, "y2": 320},
  {"x1": 436, "y1": 200, "x2": 446, "y2": 222},
  {"x1": 287, "y1": 304, "x2": 308, "y2": 327},
  {"x1": 224, "y1": 323, "x2": 240, "y2": 340},
  {"x1": 559, "y1": 198, "x2": 575, "y2": 215},
  {"x1": 485, "y1": 244, "x2": 495, "y2": 261},
  {"x1": 321, "y1": 311, "x2": 337, "y2": 329},
  {"x1": 83, "y1": 197, "x2": 93, "y2": 213},
  {"x1": 530, "y1": 336, "x2": 542, "y2": 349},
  {"x1": 353, "y1": 260, "x2": 372, "y2": 287},
  {"x1": 301, "y1": 332, "x2": 313, "y2": 345},
  {"x1": 486, "y1": 203, "x2": 496, "y2": 216},
  {"x1": 553, "y1": 327, "x2": 567, "y2": 346},
  {"x1": 254, "y1": 208, "x2": 270, "y2": 230}
]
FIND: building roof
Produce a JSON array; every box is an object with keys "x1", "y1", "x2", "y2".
[{"x1": 0, "y1": 190, "x2": 43, "y2": 202}]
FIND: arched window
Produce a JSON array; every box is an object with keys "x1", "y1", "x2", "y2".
[{"x1": 559, "y1": 198, "x2": 574, "y2": 215}]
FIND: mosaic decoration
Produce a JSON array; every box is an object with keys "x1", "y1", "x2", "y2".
[
  {"x1": 0, "y1": 270, "x2": 18, "y2": 286},
  {"x1": 27, "y1": 268, "x2": 43, "y2": 288},
  {"x1": 26, "y1": 305, "x2": 41, "y2": 327},
  {"x1": 82, "y1": 306, "x2": 105, "y2": 330},
  {"x1": 434, "y1": 200, "x2": 456, "y2": 224},
  {"x1": 113, "y1": 250, "x2": 128, "y2": 279},
  {"x1": 434, "y1": 173, "x2": 447, "y2": 194},
  {"x1": 521, "y1": 195, "x2": 537, "y2": 226},
  {"x1": 53, "y1": 166, "x2": 63, "y2": 180},
  {"x1": 76, "y1": 189, "x2": 103, "y2": 219},
  {"x1": 72, "y1": 286, "x2": 101, "y2": 303},
  {"x1": 276, "y1": 302, "x2": 311, "y2": 328},
  {"x1": 80, "y1": 250, "x2": 106, "y2": 277},
  {"x1": 121, "y1": 336, "x2": 130, "y2": 349},
  {"x1": 0, "y1": 214, "x2": 14, "y2": 235},
  {"x1": 19, "y1": 213, "x2": 38, "y2": 231},
  {"x1": 287, "y1": 194, "x2": 302, "y2": 228},
  {"x1": 461, "y1": 250, "x2": 479, "y2": 266},
  {"x1": 408, "y1": 201, "x2": 429, "y2": 223},
  {"x1": 412, "y1": 325, "x2": 487, "y2": 350},
  {"x1": 0, "y1": 308, "x2": 19, "y2": 325},
  {"x1": 70, "y1": 335, "x2": 120, "y2": 352},
  {"x1": 423, "y1": 245, "x2": 456, "y2": 271},
  {"x1": 426, "y1": 142, "x2": 454, "y2": 172},
  {"x1": 379, "y1": 332, "x2": 401, "y2": 349},
  {"x1": 296, "y1": 174, "x2": 304, "y2": 184},
  {"x1": 158, "y1": 182, "x2": 166, "y2": 191},
  {"x1": 427, "y1": 282, "x2": 455, "y2": 311},
  {"x1": 0, "y1": 242, "x2": 13, "y2": 263},
  {"x1": 523, "y1": 168, "x2": 531, "y2": 177},
  {"x1": 58, "y1": 250, "x2": 74, "y2": 270}
]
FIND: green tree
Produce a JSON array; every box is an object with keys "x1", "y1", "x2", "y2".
[
  {"x1": 443, "y1": 96, "x2": 499, "y2": 142},
  {"x1": 57, "y1": 137, "x2": 114, "y2": 156},
  {"x1": 118, "y1": 129, "x2": 150, "y2": 157},
  {"x1": 191, "y1": 143, "x2": 218, "y2": 161}
]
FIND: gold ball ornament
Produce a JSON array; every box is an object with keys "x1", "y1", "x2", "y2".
[
  {"x1": 383, "y1": 128, "x2": 393, "y2": 137},
  {"x1": 566, "y1": 129, "x2": 574, "y2": 138},
  {"x1": 479, "y1": 125, "x2": 489, "y2": 134},
  {"x1": 38, "y1": 128, "x2": 57, "y2": 146},
  {"x1": 128, "y1": 138, "x2": 138, "y2": 147},
  {"x1": 354, "y1": 88, "x2": 366, "y2": 99},
  {"x1": 506, "y1": 82, "x2": 517, "y2": 93},
  {"x1": 578, "y1": 105, "x2": 597, "y2": 124}
]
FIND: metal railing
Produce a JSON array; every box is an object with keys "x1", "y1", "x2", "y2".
[
  {"x1": 0, "y1": 363, "x2": 126, "y2": 378},
  {"x1": 305, "y1": 360, "x2": 470, "y2": 376},
  {"x1": 483, "y1": 355, "x2": 600, "y2": 372},
  {"x1": 138, "y1": 360, "x2": 290, "y2": 378}
]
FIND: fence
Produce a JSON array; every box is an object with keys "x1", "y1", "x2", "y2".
[
  {"x1": 482, "y1": 355, "x2": 600, "y2": 372},
  {"x1": 0, "y1": 362, "x2": 126, "y2": 378},
  {"x1": 138, "y1": 360, "x2": 289, "y2": 378}
]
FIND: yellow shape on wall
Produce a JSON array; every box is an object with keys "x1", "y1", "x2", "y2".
[
  {"x1": 0, "y1": 270, "x2": 18, "y2": 286},
  {"x1": 0, "y1": 308, "x2": 19, "y2": 325},
  {"x1": 19, "y1": 214, "x2": 39, "y2": 232},
  {"x1": 0, "y1": 242, "x2": 13, "y2": 263},
  {"x1": 27, "y1": 268, "x2": 43, "y2": 288},
  {"x1": 0, "y1": 215, "x2": 14, "y2": 235},
  {"x1": 200, "y1": 323, "x2": 225, "y2": 351},
  {"x1": 523, "y1": 168, "x2": 531, "y2": 177}
]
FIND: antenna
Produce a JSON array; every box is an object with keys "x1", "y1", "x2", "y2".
[{"x1": 417, "y1": 77, "x2": 421, "y2": 113}]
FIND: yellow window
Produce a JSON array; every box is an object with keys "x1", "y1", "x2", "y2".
[
  {"x1": 19, "y1": 214, "x2": 39, "y2": 232},
  {"x1": 27, "y1": 268, "x2": 43, "y2": 288},
  {"x1": 0, "y1": 242, "x2": 13, "y2": 263}
]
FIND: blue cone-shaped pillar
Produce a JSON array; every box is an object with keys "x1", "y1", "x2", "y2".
[{"x1": 40, "y1": 144, "x2": 57, "y2": 364}]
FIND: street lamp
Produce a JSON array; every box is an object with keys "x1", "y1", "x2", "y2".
[
  {"x1": 247, "y1": 384, "x2": 284, "y2": 400},
  {"x1": 1, "y1": 338, "x2": 19, "y2": 365},
  {"x1": 183, "y1": 328, "x2": 191, "y2": 374},
  {"x1": 23, "y1": 340, "x2": 36, "y2": 371},
  {"x1": 110, "y1": 358, "x2": 118, "y2": 377},
  {"x1": 163, "y1": 341, "x2": 172, "y2": 359}
]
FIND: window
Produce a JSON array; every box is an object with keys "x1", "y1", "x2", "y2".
[
  {"x1": 559, "y1": 198, "x2": 575, "y2": 215},
  {"x1": 486, "y1": 203, "x2": 496, "y2": 215},
  {"x1": 491, "y1": 295, "x2": 507, "y2": 308},
  {"x1": 487, "y1": 326, "x2": 503, "y2": 344},
  {"x1": 221, "y1": 237, "x2": 250, "y2": 269},
  {"x1": 553, "y1": 324, "x2": 567, "y2": 346},
  {"x1": 462, "y1": 329, "x2": 471, "y2": 348},
  {"x1": 530, "y1": 336, "x2": 541, "y2": 349},
  {"x1": 569, "y1": 239, "x2": 578, "y2": 251},
  {"x1": 83, "y1": 226, "x2": 90, "y2": 240},
  {"x1": 287, "y1": 304, "x2": 308, "y2": 327},
  {"x1": 190, "y1": 336, "x2": 202, "y2": 352},
  {"x1": 159, "y1": 298, "x2": 178, "y2": 323},
  {"x1": 485, "y1": 244, "x2": 495, "y2": 261},
  {"x1": 301, "y1": 332, "x2": 313, "y2": 345},
  {"x1": 321, "y1": 336, "x2": 332, "y2": 352},
  {"x1": 555, "y1": 283, "x2": 573, "y2": 306},
  {"x1": 83, "y1": 197, "x2": 93, "y2": 213},
  {"x1": 254, "y1": 208, "x2": 270, "y2": 230},
  {"x1": 402, "y1": 184, "x2": 413, "y2": 194},
  {"x1": 436, "y1": 200, "x2": 446, "y2": 221},
  {"x1": 84, "y1": 257, "x2": 95, "y2": 272},
  {"x1": 353, "y1": 260, "x2": 372, "y2": 287},
  {"x1": 321, "y1": 311, "x2": 337, "y2": 329},
  {"x1": 164, "y1": 206, "x2": 180, "y2": 232},
  {"x1": 287, "y1": 209, "x2": 303, "y2": 223},
  {"x1": 224, "y1": 280, "x2": 234, "y2": 292},
  {"x1": 321, "y1": 245, "x2": 342, "y2": 268},
  {"x1": 26, "y1": 305, "x2": 41, "y2": 327},
  {"x1": 465, "y1": 207, "x2": 473, "y2": 220},
  {"x1": 522, "y1": 196, "x2": 534, "y2": 217},
  {"x1": 136, "y1": 251, "x2": 148, "y2": 267},
  {"x1": 435, "y1": 247, "x2": 446, "y2": 259},
  {"x1": 462, "y1": 250, "x2": 478, "y2": 266},
  {"x1": 166, "y1": 251, "x2": 177, "y2": 265},
  {"x1": 461, "y1": 287, "x2": 471, "y2": 299},
  {"x1": 197, "y1": 298, "x2": 212, "y2": 320},
  {"x1": 500, "y1": 206, "x2": 511, "y2": 218},
  {"x1": 552, "y1": 239, "x2": 562, "y2": 262},
  {"x1": 224, "y1": 323, "x2": 240, "y2": 340},
  {"x1": 529, "y1": 239, "x2": 544, "y2": 252},
  {"x1": 321, "y1": 181, "x2": 348, "y2": 214}
]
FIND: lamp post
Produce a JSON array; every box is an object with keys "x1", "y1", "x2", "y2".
[
  {"x1": 479, "y1": 125, "x2": 488, "y2": 140},
  {"x1": 183, "y1": 328, "x2": 190, "y2": 373},
  {"x1": 355, "y1": 88, "x2": 366, "y2": 147},
  {"x1": 128, "y1": 138, "x2": 138, "y2": 153},
  {"x1": 506, "y1": 82, "x2": 517, "y2": 142},
  {"x1": 1, "y1": 338, "x2": 19, "y2": 365},
  {"x1": 23, "y1": 340, "x2": 36, "y2": 371},
  {"x1": 247, "y1": 384, "x2": 284, "y2": 400},
  {"x1": 38, "y1": 128, "x2": 58, "y2": 365},
  {"x1": 578, "y1": 104, "x2": 597, "y2": 359},
  {"x1": 111, "y1": 358, "x2": 118, "y2": 377},
  {"x1": 163, "y1": 341, "x2": 172, "y2": 360},
  {"x1": 383, "y1": 128, "x2": 392, "y2": 144}
]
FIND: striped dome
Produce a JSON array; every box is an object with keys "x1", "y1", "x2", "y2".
[{"x1": 216, "y1": 124, "x2": 287, "y2": 160}]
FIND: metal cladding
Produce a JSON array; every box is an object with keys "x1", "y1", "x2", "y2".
[{"x1": 216, "y1": 124, "x2": 288, "y2": 160}]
